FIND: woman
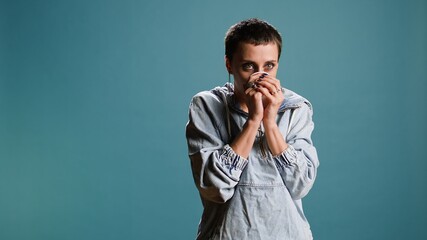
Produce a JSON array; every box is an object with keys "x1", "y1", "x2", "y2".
[{"x1": 186, "y1": 18, "x2": 319, "y2": 240}]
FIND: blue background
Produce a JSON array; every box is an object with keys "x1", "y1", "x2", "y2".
[{"x1": 1, "y1": 0, "x2": 426, "y2": 239}]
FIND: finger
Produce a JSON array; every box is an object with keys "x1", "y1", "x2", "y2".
[
  {"x1": 256, "y1": 80, "x2": 280, "y2": 95},
  {"x1": 255, "y1": 85, "x2": 283, "y2": 104},
  {"x1": 244, "y1": 81, "x2": 257, "y2": 90},
  {"x1": 250, "y1": 71, "x2": 268, "y2": 79},
  {"x1": 256, "y1": 76, "x2": 281, "y2": 94},
  {"x1": 255, "y1": 86, "x2": 275, "y2": 100},
  {"x1": 246, "y1": 88, "x2": 264, "y2": 106},
  {"x1": 258, "y1": 75, "x2": 280, "y2": 86},
  {"x1": 245, "y1": 86, "x2": 258, "y2": 95},
  {"x1": 245, "y1": 72, "x2": 269, "y2": 88},
  {"x1": 247, "y1": 90, "x2": 264, "y2": 111}
]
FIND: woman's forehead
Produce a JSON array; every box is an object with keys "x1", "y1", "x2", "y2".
[{"x1": 234, "y1": 42, "x2": 279, "y2": 61}]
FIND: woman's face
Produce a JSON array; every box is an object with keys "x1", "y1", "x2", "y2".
[{"x1": 227, "y1": 42, "x2": 279, "y2": 98}]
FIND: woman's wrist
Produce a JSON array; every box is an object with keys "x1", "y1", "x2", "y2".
[
  {"x1": 248, "y1": 109, "x2": 263, "y2": 124},
  {"x1": 246, "y1": 118, "x2": 262, "y2": 129},
  {"x1": 263, "y1": 123, "x2": 288, "y2": 156},
  {"x1": 262, "y1": 118, "x2": 278, "y2": 129}
]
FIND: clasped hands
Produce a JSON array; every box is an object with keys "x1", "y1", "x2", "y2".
[{"x1": 244, "y1": 72, "x2": 284, "y2": 125}]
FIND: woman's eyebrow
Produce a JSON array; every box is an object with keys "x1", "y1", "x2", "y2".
[{"x1": 241, "y1": 59, "x2": 278, "y2": 63}]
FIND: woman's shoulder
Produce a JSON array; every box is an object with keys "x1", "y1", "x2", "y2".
[
  {"x1": 190, "y1": 84, "x2": 232, "y2": 107},
  {"x1": 280, "y1": 87, "x2": 313, "y2": 112}
]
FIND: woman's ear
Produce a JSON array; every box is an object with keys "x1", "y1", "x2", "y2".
[{"x1": 225, "y1": 56, "x2": 232, "y2": 74}]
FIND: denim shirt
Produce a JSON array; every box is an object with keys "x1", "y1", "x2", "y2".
[{"x1": 186, "y1": 83, "x2": 319, "y2": 240}]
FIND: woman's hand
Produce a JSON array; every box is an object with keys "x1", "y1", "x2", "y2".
[
  {"x1": 240, "y1": 72, "x2": 287, "y2": 157},
  {"x1": 244, "y1": 72, "x2": 267, "y2": 124},
  {"x1": 249, "y1": 73, "x2": 284, "y2": 125},
  {"x1": 252, "y1": 74, "x2": 288, "y2": 156}
]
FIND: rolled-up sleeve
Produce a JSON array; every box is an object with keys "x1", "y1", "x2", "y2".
[
  {"x1": 186, "y1": 94, "x2": 247, "y2": 203},
  {"x1": 274, "y1": 103, "x2": 319, "y2": 200}
]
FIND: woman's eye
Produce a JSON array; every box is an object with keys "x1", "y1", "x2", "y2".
[
  {"x1": 265, "y1": 63, "x2": 275, "y2": 70},
  {"x1": 242, "y1": 63, "x2": 254, "y2": 70}
]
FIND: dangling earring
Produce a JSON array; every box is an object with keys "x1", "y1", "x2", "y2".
[
  {"x1": 227, "y1": 72, "x2": 234, "y2": 92},
  {"x1": 227, "y1": 73, "x2": 231, "y2": 92}
]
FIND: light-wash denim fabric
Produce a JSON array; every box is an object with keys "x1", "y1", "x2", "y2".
[{"x1": 186, "y1": 83, "x2": 319, "y2": 240}]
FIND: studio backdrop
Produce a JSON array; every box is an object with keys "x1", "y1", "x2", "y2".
[{"x1": 1, "y1": 0, "x2": 426, "y2": 239}]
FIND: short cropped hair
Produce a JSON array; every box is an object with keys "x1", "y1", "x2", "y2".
[{"x1": 225, "y1": 18, "x2": 283, "y2": 61}]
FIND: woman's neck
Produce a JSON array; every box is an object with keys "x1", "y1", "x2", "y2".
[{"x1": 233, "y1": 92, "x2": 249, "y2": 113}]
